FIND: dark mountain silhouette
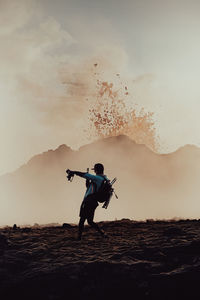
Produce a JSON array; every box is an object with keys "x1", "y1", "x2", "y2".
[{"x1": 1, "y1": 135, "x2": 200, "y2": 226}]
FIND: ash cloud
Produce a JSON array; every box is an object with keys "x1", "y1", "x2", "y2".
[{"x1": 2, "y1": 0, "x2": 200, "y2": 180}]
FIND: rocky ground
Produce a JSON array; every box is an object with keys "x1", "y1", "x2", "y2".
[{"x1": 1, "y1": 219, "x2": 200, "y2": 299}]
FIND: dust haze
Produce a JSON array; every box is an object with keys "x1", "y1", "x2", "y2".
[{"x1": 1, "y1": 135, "x2": 200, "y2": 226}]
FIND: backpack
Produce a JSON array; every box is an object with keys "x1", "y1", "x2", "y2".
[{"x1": 95, "y1": 176, "x2": 114, "y2": 208}]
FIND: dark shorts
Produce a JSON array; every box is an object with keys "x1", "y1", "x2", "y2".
[{"x1": 79, "y1": 194, "x2": 98, "y2": 218}]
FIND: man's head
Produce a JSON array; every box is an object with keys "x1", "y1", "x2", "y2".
[{"x1": 92, "y1": 163, "x2": 104, "y2": 175}]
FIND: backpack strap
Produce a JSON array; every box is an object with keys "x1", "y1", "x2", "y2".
[
  {"x1": 99, "y1": 175, "x2": 108, "y2": 182},
  {"x1": 98, "y1": 175, "x2": 108, "y2": 189},
  {"x1": 93, "y1": 181, "x2": 97, "y2": 193}
]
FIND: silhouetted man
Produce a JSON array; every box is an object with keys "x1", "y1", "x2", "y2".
[{"x1": 67, "y1": 163, "x2": 108, "y2": 240}]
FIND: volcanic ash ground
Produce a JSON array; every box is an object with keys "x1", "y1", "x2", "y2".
[{"x1": 1, "y1": 219, "x2": 200, "y2": 299}]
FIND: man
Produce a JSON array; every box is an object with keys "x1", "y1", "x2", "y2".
[{"x1": 67, "y1": 163, "x2": 108, "y2": 240}]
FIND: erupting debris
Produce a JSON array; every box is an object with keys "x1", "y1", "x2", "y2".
[{"x1": 88, "y1": 79, "x2": 158, "y2": 152}]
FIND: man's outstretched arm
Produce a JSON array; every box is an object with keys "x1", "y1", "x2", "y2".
[
  {"x1": 82, "y1": 173, "x2": 101, "y2": 182},
  {"x1": 72, "y1": 171, "x2": 86, "y2": 177},
  {"x1": 66, "y1": 169, "x2": 86, "y2": 178},
  {"x1": 66, "y1": 169, "x2": 100, "y2": 182}
]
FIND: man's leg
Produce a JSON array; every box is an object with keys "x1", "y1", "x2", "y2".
[
  {"x1": 87, "y1": 210, "x2": 104, "y2": 236},
  {"x1": 78, "y1": 216, "x2": 86, "y2": 240}
]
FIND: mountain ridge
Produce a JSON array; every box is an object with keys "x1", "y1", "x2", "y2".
[{"x1": 2, "y1": 134, "x2": 200, "y2": 178}]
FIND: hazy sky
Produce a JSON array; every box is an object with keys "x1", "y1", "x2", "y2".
[{"x1": 1, "y1": 0, "x2": 200, "y2": 175}]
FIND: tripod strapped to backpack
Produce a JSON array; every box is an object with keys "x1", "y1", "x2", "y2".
[{"x1": 110, "y1": 177, "x2": 118, "y2": 199}]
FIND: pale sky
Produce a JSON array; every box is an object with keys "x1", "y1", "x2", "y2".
[{"x1": 1, "y1": 0, "x2": 200, "y2": 175}]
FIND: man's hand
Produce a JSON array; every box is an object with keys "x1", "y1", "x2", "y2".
[
  {"x1": 66, "y1": 169, "x2": 74, "y2": 181},
  {"x1": 66, "y1": 169, "x2": 75, "y2": 175}
]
